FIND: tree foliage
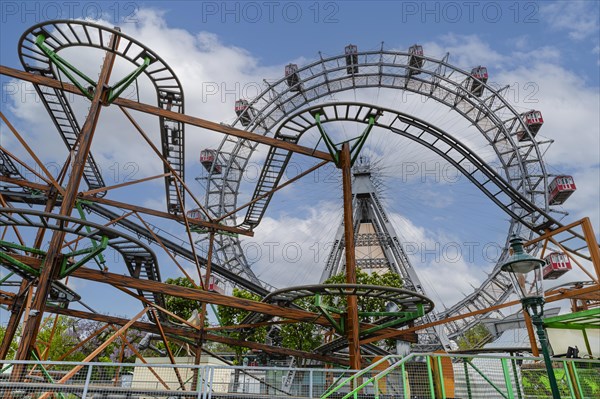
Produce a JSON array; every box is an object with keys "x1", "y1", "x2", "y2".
[
  {"x1": 216, "y1": 288, "x2": 267, "y2": 364},
  {"x1": 323, "y1": 270, "x2": 403, "y2": 323},
  {"x1": 1, "y1": 316, "x2": 144, "y2": 363},
  {"x1": 456, "y1": 323, "x2": 492, "y2": 350},
  {"x1": 0, "y1": 325, "x2": 19, "y2": 360},
  {"x1": 279, "y1": 296, "x2": 322, "y2": 355},
  {"x1": 164, "y1": 276, "x2": 202, "y2": 321}
]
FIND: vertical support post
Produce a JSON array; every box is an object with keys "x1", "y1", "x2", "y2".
[
  {"x1": 340, "y1": 143, "x2": 361, "y2": 372},
  {"x1": 463, "y1": 359, "x2": 473, "y2": 399},
  {"x1": 511, "y1": 358, "x2": 523, "y2": 399},
  {"x1": 401, "y1": 362, "x2": 409, "y2": 399},
  {"x1": 523, "y1": 310, "x2": 540, "y2": 357},
  {"x1": 434, "y1": 355, "x2": 447, "y2": 399},
  {"x1": 565, "y1": 361, "x2": 583, "y2": 399},
  {"x1": 1, "y1": 191, "x2": 60, "y2": 364},
  {"x1": 571, "y1": 362, "x2": 584, "y2": 399},
  {"x1": 13, "y1": 31, "x2": 120, "y2": 365},
  {"x1": 196, "y1": 365, "x2": 204, "y2": 399},
  {"x1": 530, "y1": 311, "x2": 561, "y2": 399},
  {"x1": 501, "y1": 358, "x2": 515, "y2": 399},
  {"x1": 81, "y1": 364, "x2": 94, "y2": 399},
  {"x1": 582, "y1": 329, "x2": 593, "y2": 358},
  {"x1": 581, "y1": 217, "x2": 600, "y2": 279},
  {"x1": 192, "y1": 231, "x2": 216, "y2": 392},
  {"x1": 426, "y1": 356, "x2": 435, "y2": 398},
  {"x1": 0, "y1": 280, "x2": 28, "y2": 363},
  {"x1": 309, "y1": 369, "x2": 313, "y2": 398}
]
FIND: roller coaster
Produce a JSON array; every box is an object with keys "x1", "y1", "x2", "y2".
[{"x1": 0, "y1": 20, "x2": 598, "y2": 382}]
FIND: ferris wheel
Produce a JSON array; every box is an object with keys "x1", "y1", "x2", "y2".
[
  {"x1": 1, "y1": 19, "x2": 593, "y2": 364},
  {"x1": 200, "y1": 43, "x2": 583, "y2": 337}
]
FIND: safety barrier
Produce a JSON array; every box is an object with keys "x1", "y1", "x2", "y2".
[
  {"x1": 323, "y1": 353, "x2": 600, "y2": 399},
  {"x1": 1, "y1": 354, "x2": 598, "y2": 398}
]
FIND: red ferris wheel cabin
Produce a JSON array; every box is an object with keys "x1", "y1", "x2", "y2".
[{"x1": 548, "y1": 175, "x2": 576, "y2": 205}]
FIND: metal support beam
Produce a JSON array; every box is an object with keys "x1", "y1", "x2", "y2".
[
  {"x1": 13, "y1": 32, "x2": 120, "y2": 364},
  {"x1": 0, "y1": 65, "x2": 333, "y2": 162},
  {"x1": 341, "y1": 143, "x2": 361, "y2": 370}
]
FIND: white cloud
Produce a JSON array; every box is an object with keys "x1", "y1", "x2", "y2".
[
  {"x1": 540, "y1": 1, "x2": 600, "y2": 40},
  {"x1": 422, "y1": 34, "x2": 504, "y2": 69},
  {"x1": 2, "y1": 9, "x2": 598, "y2": 316}
]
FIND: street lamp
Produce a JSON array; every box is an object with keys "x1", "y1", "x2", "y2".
[{"x1": 501, "y1": 235, "x2": 561, "y2": 399}]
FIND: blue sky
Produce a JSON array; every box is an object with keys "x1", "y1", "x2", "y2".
[{"x1": 1, "y1": 1, "x2": 599, "y2": 322}]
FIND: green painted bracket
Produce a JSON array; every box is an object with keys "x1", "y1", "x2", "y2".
[
  {"x1": 36, "y1": 34, "x2": 153, "y2": 104},
  {"x1": 466, "y1": 359, "x2": 509, "y2": 399},
  {"x1": 36, "y1": 34, "x2": 96, "y2": 100},
  {"x1": 0, "y1": 251, "x2": 40, "y2": 277},
  {"x1": 313, "y1": 111, "x2": 340, "y2": 166},
  {"x1": 349, "y1": 113, "x2": 377, "y2": 166},
  {"x1": 0, "y1": 240, "x2": 47, "y2": 277},
  {"x1": 59, "y1": 235, "x2": 109, "y2": 278},
  {"x1": 315, "y1": 294, "x2": 344, "y2": 333},
  {"x1": 31, "y1": 351, "x2": 67, "y2": 399},
  {"x1": 314, "y1": 294, "x2": 425, "y2": 337},
  {"x1": 0, "y1": 240, "x2": 46, "y2": 256},
  {"x1": 0, "y1": 271, "x2": 15, "y2": 284},
  {"x1": 107, "y1": 55, "x2": 152, "y2": 103},
  {"x1": 360, "y1": 309, "x2": 423, "y2": 336},
  {"x1": 313, "y1": 110, "x2": 379, "y2": 168},
  {"x1": 75, "y1": 201, "x2": 107, "y2": 270},
  {"x1": 31, "y1": 189, "x2": 45, "y2": 199}
]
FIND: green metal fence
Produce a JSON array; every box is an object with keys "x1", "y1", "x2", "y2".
[
  {"x1": 323, "y1": 353, "x2": 600, "y2": 399},
  {"x1": 0, "y1": 354, "x2": 598, "y2": 398}
]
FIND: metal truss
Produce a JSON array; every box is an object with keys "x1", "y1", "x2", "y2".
[
  {"x1": 0, "y1": 207, "x2": 165, "y2": 321},
  {"x1": 203, "y1": 43, "x2": 595, "y2": 339},
  {"x1": 18, "y1": 20, "x2": 185, "y2": 214}
]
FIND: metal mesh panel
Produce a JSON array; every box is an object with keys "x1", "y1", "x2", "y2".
[{"x1": 1, "y1": 356, "x2": 599, "y2": 398}]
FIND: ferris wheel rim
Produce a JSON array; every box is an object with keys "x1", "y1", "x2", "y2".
[
  {"x1": 206, "y1": 47, "x2": 550, "y2": 226},
  {"x1": 17, "y1": 19, "x2": 186, "y2": 215},
  {"x1": 202, "y1": 45, "x2": 557, "y2": 333}
]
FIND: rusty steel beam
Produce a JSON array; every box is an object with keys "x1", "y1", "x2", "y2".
[
  {"x1": 0, "y1": 65, "x2": 333, "y2": 162},
  {"x1": 340, "y1": 143, "x2": 361, "y2": 370},
  {"x1": 215, "y1": 160, "x2": 329, "y2": 223},
  {"x1": 361, "y1": 283, "x2": 600, "y2": 344},
  {"x1": 0, "y1": 175, "x2": 252, "y2": 237},
  {"x1": 0, "y1": 296, "x2": 349, "y2": 365},
  {"x1": 81, "y1": 172, "x2": 171, "y2": 197},
  {"x1": 0, "y1": 112, "x2": 65, "y2": 196},
  {"x1": 72, "y1": 266, "x2": 333, "y2": 324},
  {"x1": 79, "y1": 194, "x2": 253, "y2": 237},
  {"x1": 13, "y1": 34, "x2": 121, "y2": 363}
]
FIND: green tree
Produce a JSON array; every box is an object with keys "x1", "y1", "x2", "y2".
[
  {"x1": 279, "y1": 297, "x2": 322, "y2": 358},
  {"x1": 216, "y1": 288, "x2": 267, "y2": 365},
  {"x1": 324, "y1": 270, "x2": 404, "y2": 351},
  {"x1": 0, "y1": 324, "x2": 19, "y2": 360},
  {"x1": 456, "y1": 323, "x2": 492, "y2": 350},
  {"x1": 217, "y1": 288, "x2": 267, "y2": 392},
  {"x1": 36, "y1": 316, "x2": 85, "y2": 362},
  {"x1": 164, "y1": 277, "x2": 202, "y2": 321},
  {"x1": 323, "y1": 270, "x2": 403, "y2": 323}
]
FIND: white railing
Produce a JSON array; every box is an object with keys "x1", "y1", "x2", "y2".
[{"x1": 0, "y1": 360, "x2": 352, "y2": 398}]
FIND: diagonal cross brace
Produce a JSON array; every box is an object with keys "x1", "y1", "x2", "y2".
[
  {"x1": 35, "y1": 34, "x2": 152, "y2": 104},
  {"x1": 313, "y1": 109, "x2": 378, "y2": 168}
]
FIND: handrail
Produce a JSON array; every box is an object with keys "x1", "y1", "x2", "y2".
[
  {"x1": 328, "y1": 353, "x2": 600, "y2": 399},
  {"x1": 341, "y1": 354, "x2": 417, "y2": 399},
  {"x1": 2, "y1": 355, "x2": 598, "y2": 399},
  {"x1": 321, "y1": 354, "x2": 407, "y2": 398}
]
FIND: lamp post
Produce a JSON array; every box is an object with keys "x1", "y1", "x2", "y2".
[{"x1": 501, "y1": 235, "x2": 561, "y2": 399}]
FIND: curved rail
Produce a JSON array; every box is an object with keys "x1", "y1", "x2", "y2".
[
  {"x1": 18, "y1": 20, "x2": 185, "y2": 214},
  {"x1": 0, "y1": 207, "x2": 165, "y2": 319},
  {"x1": 204, "y1": 47, "x2": 556, "y2": 293}
]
